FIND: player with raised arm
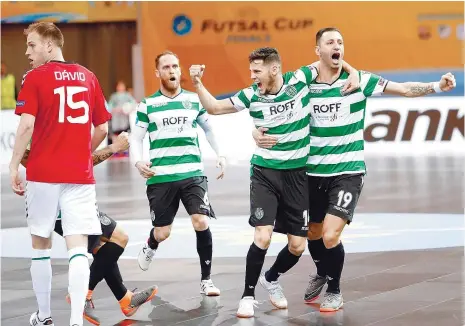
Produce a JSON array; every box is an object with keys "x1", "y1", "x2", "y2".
[
  {"x1": 132, "y1": 51, "x2": 225, "y2": 296},
  {"x1": 9, "y1": 22, "x2": 111, "y2": 326},
  {"x1": 189, "y1": 47, "x2": 359, "y2": 318},
  {"x1": 253, "y1": 28, "x2": 456, "y2": 312}
]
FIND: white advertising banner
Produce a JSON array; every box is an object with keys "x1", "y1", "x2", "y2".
[
  {"x1": 1, "y1": 109, "x2": 20, "y2": 166},
  {"x1": 193, "y1": 96, "x2": 465, "y2": 161},
  {"x1": 3, "y1": 97, "x2": 464, "y2": 168},
  {"x1": 1, "y1": 109, "x2": 108, "y2": 166}
]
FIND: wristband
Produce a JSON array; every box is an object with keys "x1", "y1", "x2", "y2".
[{"x1": 433, "y1": 82, "x2": 442, "y2": 93}]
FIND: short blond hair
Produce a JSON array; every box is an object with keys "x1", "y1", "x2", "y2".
[
  {"x1": 155, "y1": 51, "x2": 179, "y2": 69},
  {"x1": 24, "y1": 22, "x2": 64, "y2": 49}
]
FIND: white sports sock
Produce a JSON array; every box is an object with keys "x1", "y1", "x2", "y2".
[
  {"x1": 68, "y1": 247, "x2": 89, "y2": 326},
  {"x1": 31, "y1": 249, "x2": 52, "y2": 320}
]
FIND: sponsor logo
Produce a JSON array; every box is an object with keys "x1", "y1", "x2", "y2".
[
  {"x1": 365, "y1": 108, "x2": 463, "y2": 142},
  {"x1": 333, "y1": 205, "x2": 350, "y2": 215},
  {"x1": 438, "y1": 24, "x2": 451, "y2": 39},
  {"x1": 256, "y1": 97, "x2": 275, "y2": 103},
  {"x1": 162, "y1": 116, "x2": 188, "y2": 126},
  {"x1": 16, "y1": 100, "x2": 25, "y2": 107},
  {"x1": 313, "y1": 103, "x2": 341, "y2": 114},
  {"x1": 418, "y1": 25, "x2": 432, "y2": 40},
  {"x1": 172, "y1": 15, "x2": 192, "y2": 36},
  {"x1": 269, "y1": 99, "x2": 296, "y2": 115}
]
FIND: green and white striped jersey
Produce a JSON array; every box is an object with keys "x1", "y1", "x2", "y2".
[
  {"x1": 230, "y1": 65, "x2": 318, "y2": 170},
  {"x1": 306, "y1": 70, "x2": 388, "y2": 176},
  {"x1": 135, "y1": 89, "x2": 208, "y2": 184}
]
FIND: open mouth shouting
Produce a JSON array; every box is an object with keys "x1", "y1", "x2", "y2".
[{"x1": 331, "y1": 52, "x2": 341, "y2": 64}]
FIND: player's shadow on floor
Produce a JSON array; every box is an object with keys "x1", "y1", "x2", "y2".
[{"x1": 113, "y1": 294, "x2": 221, "y2": 326}]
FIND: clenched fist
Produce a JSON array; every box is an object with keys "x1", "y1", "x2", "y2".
[
  {"x1": 439, "y1": 72, "x2": 456, "y2": 92},
  {"x1": 189, "y1": 64, "x2": 205, "y2": 85}
]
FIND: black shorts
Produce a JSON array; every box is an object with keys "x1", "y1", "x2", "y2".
[
  {"x1": 54, "y1": 211, "x2": 117, "y2": 253},
  {"x1": 249, "y1": 165, "x2": 309, "y2": 237},
  {"x1": 146, "y1": 176, "x2": 215, "y2": 227},
  {"x1": 308, "y1": 173, "x2": 364, "y2": 224}
]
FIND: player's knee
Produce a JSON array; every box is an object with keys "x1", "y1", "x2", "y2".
[
  {"x1": 288, "y1": 238, "x2": 306, "y2": 256},
  {"x1": 307, "y1": 223, "x2": 323, "y2": 240},
  {"x1": 254, "y1": 226, "x2": 272, "y2": 249},
  {"x1": 191, "y1": 214, "x2": 208, "y2": 231},
  {"x1": 322, "y1": 230, "x2": 340, "y2": 249},
  {"x1": 154, "y1": 226, "x2": 171, "y2": 242},
  {"x1": 110, "y1": 226, "x2": 129, "y2": 248},
  {"x1": 31, "y1": 235, "x2": 52, "y2": 250}
]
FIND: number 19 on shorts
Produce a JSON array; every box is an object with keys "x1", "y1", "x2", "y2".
[{"x1": 337, "y1": 190, "x2": 353, "y2": 208}]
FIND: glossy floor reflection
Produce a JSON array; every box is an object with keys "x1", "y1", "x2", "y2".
[
  {"x1": 1, "y1": 247, "x2": 462, "y2": 325},
  {"x1": 1, "y1": 155, "x2": 463, "y2": 325}
]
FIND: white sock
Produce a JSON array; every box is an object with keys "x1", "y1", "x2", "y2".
[
  {"x1": 31, "y1": 249, "x2": 52, "y2": 320},
  {"x1": 68, "y1": 247, "x2": 89, "y2": 326}
]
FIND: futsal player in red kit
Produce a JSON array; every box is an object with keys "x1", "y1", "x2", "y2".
[{"x1": 9, "y1": 22, "x2": 111, "y2": 326}]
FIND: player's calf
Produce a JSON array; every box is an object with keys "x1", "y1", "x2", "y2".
[
  {"x1": 305, "y1": 222, "x2": 327, "y2": 302},
  {"x1": 138, "y1": 226, "x2": 170, "y2": 271}
]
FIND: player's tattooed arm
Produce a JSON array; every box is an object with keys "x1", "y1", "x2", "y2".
[
  {"x1": 92, "y1": 147, "x2": 115, "y2": 166},
  {"x1": 407, "y1": 83, "x2": 435, "y2": 97},
  {"x1": 20, "y1": 144, "x2": 115, "y2": 167},
  {"x1": 21, "y1": 132, "x2": 130, "y2": 168},
  {"x1": 384, "y1": 73, "x2": 456, "y2": 97},
  {"x1": 93, "y1": 132, "x2": 130, "y2": 166},
  {"x1": 384, "y1": 82, "x2": 434, "y2": 97}
]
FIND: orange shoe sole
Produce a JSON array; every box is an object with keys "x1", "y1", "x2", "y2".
[{"x1": 122, "y1": 286, "x2": 158, "y2": 317}]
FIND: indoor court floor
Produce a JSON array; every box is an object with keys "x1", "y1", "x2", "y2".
[{"x1": 1, "y1": 155, "x2": 463, "y2": 326}]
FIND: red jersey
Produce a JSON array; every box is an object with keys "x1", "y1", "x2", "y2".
[{"x1": 15, "y1": 61, "x2": 111, "y2": 184}]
